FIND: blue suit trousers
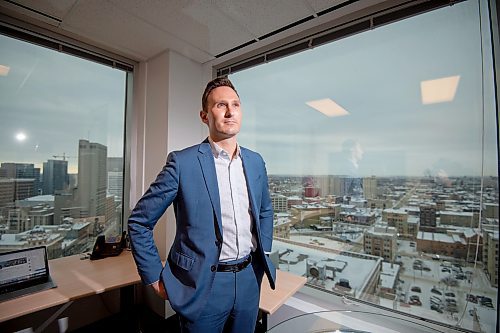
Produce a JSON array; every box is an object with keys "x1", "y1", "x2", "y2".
[{"x1": 179, "y1": 256, "x2": 264, "y2": 333}]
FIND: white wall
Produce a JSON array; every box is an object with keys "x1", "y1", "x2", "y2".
[{"x1": 129, "y1": 49, "x2": 210, "y2": 318}]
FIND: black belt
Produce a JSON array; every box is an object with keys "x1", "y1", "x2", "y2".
[{"x1": 217, "y1": 255, "x2": 252, "y2": 272}]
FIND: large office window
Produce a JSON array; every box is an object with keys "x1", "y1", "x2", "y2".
[
  {"x1": 0, "y1": 33, "x2": 129, "y2": 259},
  {"x1": 231, "y1": 0, "x2": 498, "y2": 332}
]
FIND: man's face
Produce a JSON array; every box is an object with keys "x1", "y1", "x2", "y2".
[{"x1": 200, "y1": 86, "x2": 242, "y2": 141}]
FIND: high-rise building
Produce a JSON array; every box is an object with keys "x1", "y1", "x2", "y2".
[
  {"x1": 0, "y1": 163, "x2": 41, "y2": 194},
  {"x1": 77, "y1": 139, "x2": 107, "y2": 217},
  {"x1": 0, "y1": 179, "x2": 36, "y2": 206},
  {"x1": 363, "y1": 176, "x2": 377, "y2": 199},
  {"x1": 107, "y1": 157, "x2": 123, "y2": 200},
  {"x1": 42, "y1": 159, "x2": 69, "y2": 194}
]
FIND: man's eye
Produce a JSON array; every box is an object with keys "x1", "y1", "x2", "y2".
[{"x1": 217, "y1": 103, "x2": 226, "y2": 108}]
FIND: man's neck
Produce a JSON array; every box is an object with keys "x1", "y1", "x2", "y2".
[{"x1": 210, "y1": 136, "x2": 238, "y2": 158}]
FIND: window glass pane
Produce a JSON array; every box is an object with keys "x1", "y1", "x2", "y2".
[
  {"x1": 231, "y1": 0, "x2": 498, "y2": 331},
  {"x1": 0, "y1": 34, "x2": 127, "y2": 259}
]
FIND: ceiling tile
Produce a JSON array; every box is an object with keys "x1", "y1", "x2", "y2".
[
  {"x1": 306, "y1": 0, "x2": 350, "y2": 13},
  {"x1": 212, "y1": 0, "x2": 314, "y2": 38},
  {"x1": 60, "y1": 0, "x2": 212, "y2": 62},
  {"x1": 6, "y1": 0, "x2": 78, "y2": 20},
  {"x1": 109, "y1": 0, "x2": 255, "y2": 57}
]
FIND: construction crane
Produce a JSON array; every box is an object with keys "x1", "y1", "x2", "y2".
[{"x1": 52, "y1": 153, "x2": 76, "y2": 161}]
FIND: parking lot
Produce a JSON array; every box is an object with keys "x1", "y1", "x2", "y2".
[{"x1": 395, "y1": 251, "x2": 497, "y2": 332}]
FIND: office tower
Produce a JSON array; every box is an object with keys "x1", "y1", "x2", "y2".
[
  {"x1": 0, "y1": 179, "x2": 15, "y2": 207},
  {"x1": 330, "y1": 176, "x2": 347, "y2": 197},
  {"x1": 0, "y1": 163, "x2": 41, "y2": 194},
  {"x1": 107, "y1": 157, "x2": 123, "y2": 200},
  {"x1": 42, "y1": 160, "x2": 69, "y2": 194},
  {"x1": 0, "y1": 179, "x2": 36, "y2": 207},
  {"x1": 362, "y1": 176, "x2": 377, "y2": 199},
  {"x1": 77, "y1": 139, "x2": 107, "y2": 217}
]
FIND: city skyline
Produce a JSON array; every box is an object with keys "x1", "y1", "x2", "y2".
[{"x1": 0, "y1": 34, "x2": 126, "y2": 174}]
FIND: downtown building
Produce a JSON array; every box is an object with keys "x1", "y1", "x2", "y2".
[
  {"x1": 362, "y1": 176, "x2": 377, "y2": 199},
  {"x1": 482, "y1": 229, "x2": 498, "y2": 287},
  {"x1": 363, "y1": 224, "x2": 398, "y2": 262},
  {"x1": 0, "y1": 162, "x2": 41, "y2": 194},
  {"x1": 76, "y1": 139, "x2": 107, "y2": 218},
  {"x1": 107, "y1": 157, "x2": 123, "y2": 200},
  {"x1": 42, "y1": 159, "x2": 69, "y2": 195}
]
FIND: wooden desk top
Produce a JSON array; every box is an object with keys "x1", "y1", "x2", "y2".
[
  {"x1": 259, "y1": 270, "x2": 307, "y2": 315},
  {"x1": 0, "y1": 250, "x2": 140, "y2": 323},
  {"x1": 0, "y1": 251, "x2": 306, "y2": 323}
]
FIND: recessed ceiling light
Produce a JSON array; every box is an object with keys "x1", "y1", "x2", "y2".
[
  {"x1": 421, "y1": 75, "x2": 460, "y2": 105},
  {"x1": 306, "y1": 98, "x2": 350, "y2": 117},
  {"x1": 0, "y1": 65, "x2": 10, "y2": 76}
]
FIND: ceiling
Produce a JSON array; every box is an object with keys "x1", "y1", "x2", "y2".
[{"x1": 0, "y1": 0, "x2": 394, "y2": 65}]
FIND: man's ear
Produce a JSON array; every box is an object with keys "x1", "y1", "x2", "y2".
[{"x1": 199, "y1": 110, "x2": 208, "y2": 125}]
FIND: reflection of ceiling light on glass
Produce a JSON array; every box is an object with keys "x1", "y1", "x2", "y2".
[
  {"x1": 0, "y1": 65, "x2": 10, "y2": 76},
  {"x1": 421, "y1": 75, "x2": 460, "y2": 105},
  {"x1": 306, "y1": 98, "x2": 350, "y2": 117}
]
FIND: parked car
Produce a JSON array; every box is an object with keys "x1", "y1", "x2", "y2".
[
  {"x1": 480, "y1": 296, "x2": 494, "y2": 308},
  {"x1": 441, "y1": 267, "x2": 451, "y2": 273},
  {"x1": 445, "y1": 298, "x2": 457, "y2": 306},
  {"x1": 466, "y1": 294, "x2": 478, "y2": 303},
  {"x1": 431, "y1": 287, "x2": 442, "y2": 295},
  {"x1": 431, "y1": 304, "x2": 443, "y2": 313},
  {"x1": 445, "y1": 292, "x2": 456, "y2": 298},
  {"x1": 422, "y1": 266, "x2": 431, "y2": 272},
  {"x1": 409, "y1": 296, "x2": 422, "y2": 306},
  {"x1": 411, "y1": 286, "x2": 421, "y2": 293},
  {"x1": 430, "y1": 297, "x2": 442, "y2": 306}
]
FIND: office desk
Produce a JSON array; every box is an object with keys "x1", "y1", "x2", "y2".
[
  {"x1": 259, "y1": 270, "x2": 307, "y2": 330},
  {"x1": 0, "y1": 250, "x2": 140, "y2": 323},
  {"x1": 0, "y1": 251, "x2": 306, "y2": 330}
]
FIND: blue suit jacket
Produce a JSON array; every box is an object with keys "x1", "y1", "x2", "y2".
[{"x1": 128, "y1": 139, "x2": 276, "y2": 321}]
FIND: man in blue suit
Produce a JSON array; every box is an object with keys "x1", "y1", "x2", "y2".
[{"x1": 128, "y1": 77, "x2": 276, "y2": 333}]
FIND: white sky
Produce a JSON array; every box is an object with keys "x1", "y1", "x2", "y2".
[{"x1": 0, "y1": 35, "x2": 126, "y2": 173}]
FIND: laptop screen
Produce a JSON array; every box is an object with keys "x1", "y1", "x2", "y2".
[{"x1": 0, "y1": 246, "x2": 49, "y2": 292}]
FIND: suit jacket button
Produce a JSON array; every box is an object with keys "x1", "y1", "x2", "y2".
[{"x1": 211, "y1": 265, "x2": 216, "y2": 272}]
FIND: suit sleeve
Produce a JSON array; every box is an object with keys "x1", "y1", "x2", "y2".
[
  {"x1": 127, "y1": 152, "x2": 179, "y2": 285},
  {"x1": 259, "y1": 160, "x2": 274, "y2": 253}
]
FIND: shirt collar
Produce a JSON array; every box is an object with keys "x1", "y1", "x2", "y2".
[{"x1": 208, "y1": 137, "x2": 240, "y2": 160}]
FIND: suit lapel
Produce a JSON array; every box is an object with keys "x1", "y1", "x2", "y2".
[
  {"x1": 240, "y1": 148, "x2": 259, "y2": 225},
  {"x1": 198, "y1": 141, "x2": 223, "y2": 237}
]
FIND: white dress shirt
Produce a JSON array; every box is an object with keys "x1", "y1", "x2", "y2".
[{"x1": 209, "y1": 138, "x2": 256, "y2": 262}]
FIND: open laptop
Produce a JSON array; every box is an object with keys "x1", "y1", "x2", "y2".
[{"x1": 0, "y1": 246, "x2": 56, "y2": 302}]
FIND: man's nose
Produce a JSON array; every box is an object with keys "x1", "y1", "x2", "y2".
[{"x1": 225, "y1": 105, "x2": 235, "y2": 116}]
